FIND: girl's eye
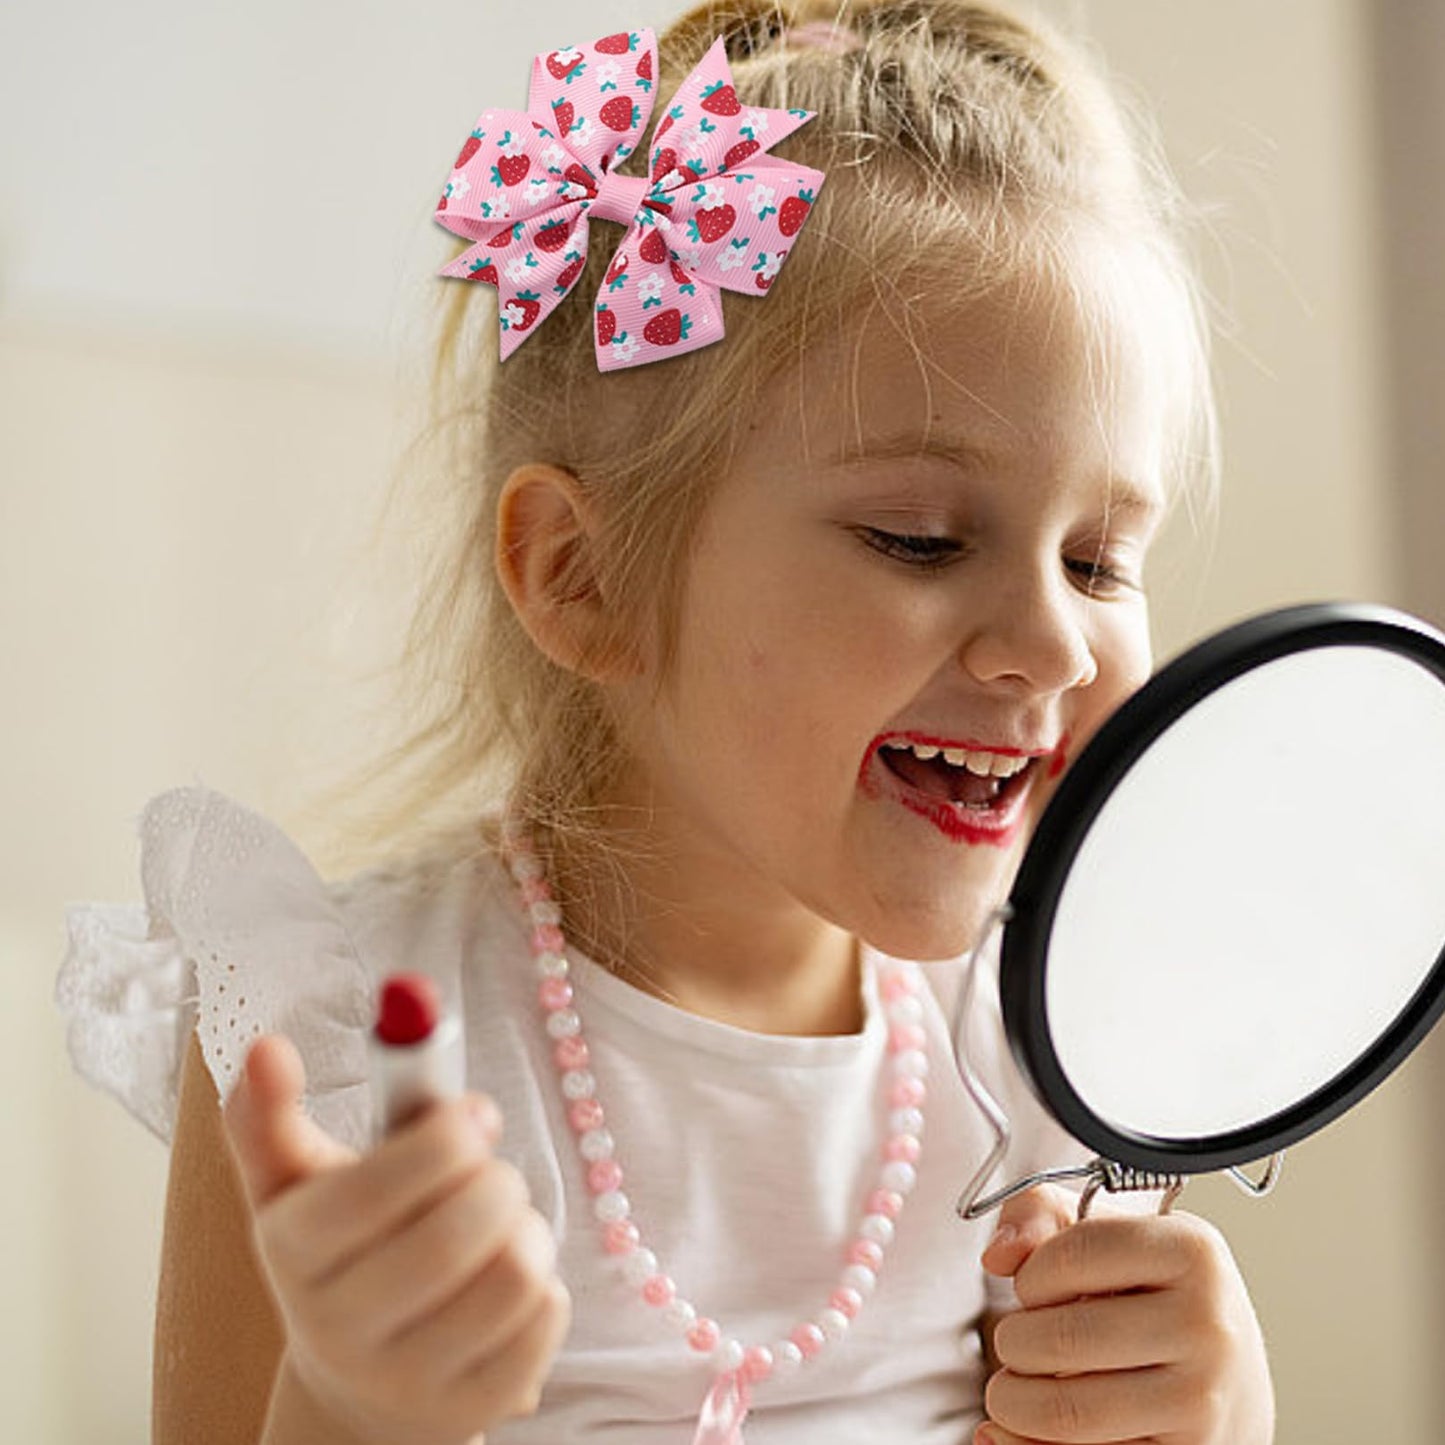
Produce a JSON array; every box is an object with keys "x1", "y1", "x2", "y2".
[
  {"x1": 856, "y1": 527, "x2": 961, "y2": 571},
  {"x1": 1066, "y1": 557, "x2": 1141, "y2": 595}
]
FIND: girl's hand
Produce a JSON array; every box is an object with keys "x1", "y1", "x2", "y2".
[
  {"x1": 977, "y1": 1184, "x2": 1274, "y2": 1445},
  {"x1": 223, "y1": 1032, "x2": 571, "y2": 1445}
]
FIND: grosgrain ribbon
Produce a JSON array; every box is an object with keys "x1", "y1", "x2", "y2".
[
  {"x1": 433, "y1": 26, "x2": 826, "y2": 371},
  {"x1": 692, "y1": 1370, "x2": 752, "y2": 1445}
]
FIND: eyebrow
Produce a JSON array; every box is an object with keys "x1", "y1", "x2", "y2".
[{"x1": 828, "y1": 435, "x2": 1167, "y2": 520}]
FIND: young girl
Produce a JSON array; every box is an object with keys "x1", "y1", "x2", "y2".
[{"x1": 57, "y1": 2, "x2": 1275, "y2": 1442}]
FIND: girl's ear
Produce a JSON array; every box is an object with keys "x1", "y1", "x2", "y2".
[{"x1": 495, "y1": 462, "x2": 641, "y2": 684}]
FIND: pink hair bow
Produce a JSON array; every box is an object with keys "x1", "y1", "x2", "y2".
[{"x1": 434, "y1": 27, "x2": 826, "y2": 371}]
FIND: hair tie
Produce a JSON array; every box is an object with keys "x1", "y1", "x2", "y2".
[
  {"x1": 434, "y1": 26, "x2": 827, "y2": 372},
  {"x1": 780, "y1": 20, "x2": 863, "y2": 55}
]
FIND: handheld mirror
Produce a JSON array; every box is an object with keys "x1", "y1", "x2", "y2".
[{"x1": 952, "y1": 601, "x2": 1445, "y2": 1219}]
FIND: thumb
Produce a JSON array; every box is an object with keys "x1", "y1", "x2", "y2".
[
  {"x1": 980, "y1": 1183, "x2": 1077, "y2": 1279},
  {"x1": 222, "y1": 1032, "x2": 358, "y2": 1211}
]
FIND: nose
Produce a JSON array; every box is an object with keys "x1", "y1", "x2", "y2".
[{"x1": 956, "y1": 566, "x2": 1100, "y2": 693}]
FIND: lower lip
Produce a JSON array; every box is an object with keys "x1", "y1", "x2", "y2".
[{"x1": 861, "y1": 748, "x2": 1037, "y2": 847}]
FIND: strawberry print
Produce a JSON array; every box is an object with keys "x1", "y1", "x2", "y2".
[
  {"x1": 723, "y1": 138, "x2": 759, "y2": 169},
  {"x1": 455, "y1": 130, "x2": 484, "y2": 168},
  {"x1": 599, "y1": 96, "x2": 640, "y2": 133},
  {"x1": 534, "y1": 218, "x2": 572, "y2": 252},
  {"x1": 555, "y1": 251, "x2": 585, "y2": 292},
  {"x1": 699, "y1": 80, "x2": 741, "y2": 116},
  {"x1": 639, "y1": 229, "x2": 669, "y2": 265},
  {"x1": 468, "y1": 258, "x2": 499, "y2": 286},
  {"x1": 642, "y1": 309, "x2": 692, "y2": 347},
  {"x1": 636, "y1": 51, "x2": 653, "y2": 84},
  {"x1": 752, "y1": 250, "x2": 786, "y2": 291},
  {"x1": 669, "y1": 260, "x2": 696, "y2": 296},
  {"x1": 596, "y1": 305, "x2": 617, "y2": 346},
  {"x1": 594, "y1": 32, "x2": 636, "y2": 55},
  {"x1": 491, "y1": 132, "x2": 531, "y2": 188},
  {"x1": 552, "y1": 99, "x2": 574, "y2": 136},
  {"x1": 545, "y1": 47, "x2": 584, "y2": 82},
  {"x1": 693, "y1": 205, "x2": 736, "y2": 244},
  {"x1": 655, "y1": 105, "x2": 683, "y2": 140},
  {"x1": 778, "y1": 188, "x2": 815, "y2": 237},
  {"x1": 652, "y1": 146, "x2": 679, "y2": 184},
  {"x1": 502, "y1": 290, "x2": 543, "y2": 331},
  {"x1": 488, "y1": 221, "x2": 521, "y2": 248},
  {"x1": 563, "y1": 162, "x2": 596, "y2": 196},
  {"x1": 605, "y1": 249, "x2": 629, "y2": 290}
]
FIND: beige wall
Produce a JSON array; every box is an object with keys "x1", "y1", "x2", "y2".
[{"x1": 4, "y1": 1, "x2": 1438, "y2": 1441}]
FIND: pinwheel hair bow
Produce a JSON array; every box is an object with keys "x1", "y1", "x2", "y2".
[{"x1": 434, "y1": 27, "x2": 826, "y2": 371}]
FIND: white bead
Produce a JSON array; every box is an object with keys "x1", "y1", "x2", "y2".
[
  {"x1": 840, "y1": 1264, "x2": 877, "y2": 1295},
  {"x1": 818, "y1": 1307, "x2": 850, "y2": 1340},
  {"x1": 561, "y1": 1069, "x2": 596, "y2": 1100},
  {"x1": 888, "y1": 1108, "x2": 924, "y2": 1137},
  {"x1": 771, "y1": 1340, "x2": 804, "y2": 1375},
  {"x1": 620, "y1": 1247, "x2": 657, "y2": 1287},
  {"x1": 886, "y1": 994, "x2": 923, "y2": 1025},
  {"x1": 892, "y1": 1048, "x2": 929, "y2": 1079},
  {"x1": 529, "y1": 900, "x2": 562, "y2": 926},
  {"x1": 594, "y1": 1190, "x2": 632, "y2": 1225},
  {"x1": 510, "y1": 853, "x2": 544, "y2": 882},
  {"x1": 535, "y1": 951, "x2": 570, "y2": 978},
  {"x1": 712, "y1": 1338, "x2": 744, "y2": 1372},
  {"x1": 860, "y1": 1213, "x2": 895, "y2": 1246},
  {"x1": 663, "y1": 1298, "x2": 697, "y2": 1331},
  {"x1": 578, "y1": 1128, "x2": 615, "y2": 1162},
  {"x1": 880, "y1": 1160, "x2": 918, "y2": 1195},
  {"x1": 546, "y1": 1008, "x2": 581, "y2": 1039}
]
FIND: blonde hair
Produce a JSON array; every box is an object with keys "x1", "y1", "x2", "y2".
[{"x1": 297, "y1": 0, "x2": 1221, "y2": 902}]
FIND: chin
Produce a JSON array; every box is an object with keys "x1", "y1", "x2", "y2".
[{"x1": 858, "y1": 884, "x2": 1012, "y2": 964}]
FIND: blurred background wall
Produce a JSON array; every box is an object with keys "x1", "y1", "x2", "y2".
[{"x1": 2, "y1": 1, "x2": 1440, "y2": 1440}]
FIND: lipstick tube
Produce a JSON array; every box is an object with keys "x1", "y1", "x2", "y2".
[{"x1": 368, "y1": 972, "x2": 466, "y2": 1145}]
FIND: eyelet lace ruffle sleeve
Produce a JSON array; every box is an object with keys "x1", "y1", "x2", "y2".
[{"x1": 55, "y1": 783, "x2": 376, "y2": 1151}]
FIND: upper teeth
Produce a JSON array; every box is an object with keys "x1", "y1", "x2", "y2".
[{"x1": 882, "y1": 741, "x2": 1032, "y2": 777}]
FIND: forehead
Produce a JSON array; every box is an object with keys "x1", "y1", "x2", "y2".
[{"x1": 746, "y1": 245, "x2": 1175, "y2": 519}]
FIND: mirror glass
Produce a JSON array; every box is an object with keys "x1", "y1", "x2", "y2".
[{"x1": 998, "y1": 605, "x2": 1445, "y2": 1172}]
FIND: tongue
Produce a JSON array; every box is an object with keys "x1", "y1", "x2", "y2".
[{"x1": 881, "y1": 750, "x2": 1003, "y2": 806}]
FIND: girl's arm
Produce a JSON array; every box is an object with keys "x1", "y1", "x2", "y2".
[{"x1": 154, "y1": 1030, "x2": 289, "y2": 1445}]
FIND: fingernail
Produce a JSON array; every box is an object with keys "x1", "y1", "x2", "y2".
[
  {"x1": 975, "y1": 1428, "x2": 998, "y2": 1445},
  {"x1": 986, "y1": 1222, "x2": 1018, "y2": 1254}
]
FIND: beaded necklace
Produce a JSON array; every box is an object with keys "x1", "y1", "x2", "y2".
[{"x1": 501, "y1": 822, "x2": 930, "y2": 1444}]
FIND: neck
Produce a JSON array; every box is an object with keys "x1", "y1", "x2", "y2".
[{"x1": 536, "y1": 804, "x2": 865, "y2": 1038}]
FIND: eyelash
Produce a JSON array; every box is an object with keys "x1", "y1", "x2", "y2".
[{"x1": 856, "y1": 527, "x2": 1137, "y2": 591}]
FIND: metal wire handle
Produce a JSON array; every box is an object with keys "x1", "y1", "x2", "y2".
[{"x1": 949, "y1": 902, "x2": 1285, "y2": 1222}]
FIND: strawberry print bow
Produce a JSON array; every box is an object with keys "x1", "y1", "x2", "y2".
[{"x1": 433, "y1": 27, "x2": 826, "y2": 371}]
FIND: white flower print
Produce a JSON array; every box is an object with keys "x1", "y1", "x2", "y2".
[
  {"x1": 747, "y1": 183, "x2": 777, "y2": 218},
  {"x1": 542, "y1": 143, "x2": 565, "y2": 169},
  {"x1": 717, "y1": 246, "x2": 747, "y2": 273},
  {"x1": 674, "y1": 243, "x2": 703, "y2": 271},
  {"x1": 498, "y1": 133, "x2": 524, "y2": 159},
  {"x1": 524, "y1": 177, "x2": 550, "y2": 204},
  {"x1": 695, "y1": 180, "x2": 725, "y2": 208},
  {"x1": 755, "y1": 251, "x2": 784, "y2": 281},
  {"x1": 637, "y1": 272, "x2": 664, "y2": 304},
  {"x1": 479, "y1": 195, "x2": 511, "y2": 220},
  {"x1": 505, "y1": 255, "x2": 536, "y2": 283},
  {"x1": 596, "y1": 59, "x2": 622, "y2": 89},
  {"x1": 569, "y1": 115, "x2": 593, "y2": 144},
  {"x1": 612, "y1": 333, "x2": 640, "y2": 363},
  {"x1": 741, "y1": 107, "x2": 770, "y2": 137},
  {"x1": 448, "y1": 174, "x2": 471, "y2": 200},
  {"x1": 559, "y1": 180, "x2": 589, "y2": 201},
  {"x1": 502, "y1": 301, "x2": 527, "y2": 328}
]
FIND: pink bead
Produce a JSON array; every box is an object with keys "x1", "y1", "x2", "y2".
[
  {"x1": 888, "y1": 1077, "x2": 926, "y2": 1109},
  {"x1": 888, "y1": 1023, "x2": 927, "y2": 1053},
  {"x1": 520, "y1": 877, "x2": 552, "y2": 904},
  {"x1": 884, "y1": 1134, "x2": 921, "y2": 1164},
  {"x1": 533, "y1": 924, "x2": 566, "y2": 954},
  {"x1": 568, "y1": 1097, "x2": 604, "y2": 1133},
  {"x1": 587, "y1": 1158, "x2": 623, "y2": 1194},
  {"x1": 866, "y1": 1189, "x2": 904, "y2": 1220},
  {"x1": 602, "y1": 1220, "x2": 639, "y2": 1255},
  {"x1": 880, "y1": 972, "x2": 915, "y2": 1001},
  {"x1": 687, "y1": 1318, "x2": 721, "y2": 1354},
  {"x1": 554, "y1": 1036, "x2": 590, "y2": 1071},
  {"x1": 538, "y1": 977, "x2": 574, "y2": 1011},
  {"x1": 847, "y1": 1238, "x2": 884, "y2": 1270},
  {"x1": 641, "y1": 1274, "x2": 676, "y2": 1307},
  {"x1": 740, "y1": 1346, "x2": 774, "y2": 1383},
  {"x1": 829, "y1": 1287, "x2": 863, "y2": 1320},
  {"x1": 790, "y1": 1322, "x2": 825, "y2": 1359}
]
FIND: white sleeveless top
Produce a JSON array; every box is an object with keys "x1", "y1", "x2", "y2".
[{"x1": 55, "y1": 783, "x2": 1107, "y2": 1444}]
